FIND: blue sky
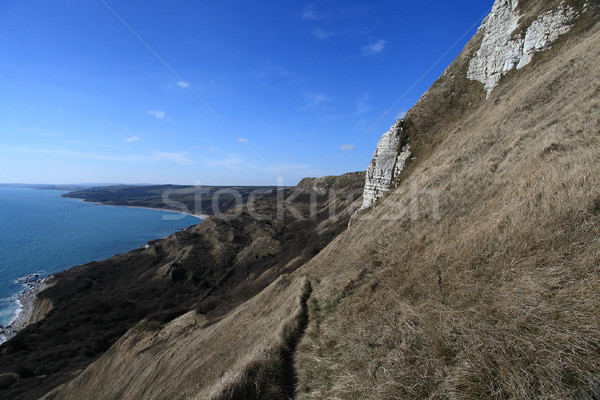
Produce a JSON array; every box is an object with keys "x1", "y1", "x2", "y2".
[{"x1": 0, "y1": 0, "x2": 493, "y2": 185}]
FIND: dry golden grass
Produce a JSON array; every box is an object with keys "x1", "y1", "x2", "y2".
[
  {"x1": 36, "y1": 6, "x2": 600, "y2": 400},
  {"x1": 296, "y1": 15, "x2": 600, "y2": 400},
  {"x1": 42, "y1": 275, "x2": 310, "y2": 400}
]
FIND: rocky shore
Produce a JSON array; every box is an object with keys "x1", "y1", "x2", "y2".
[{"x1": 0, "y1": 274, "x2": 54, "y2": 344}]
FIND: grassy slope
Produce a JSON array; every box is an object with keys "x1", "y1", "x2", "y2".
[
  {"x1": 296, "y1": 10, "x2": 600, "y2": 399},
  {"x1": 5, "y1": 3, "x2": 600, "y2": 399},
  {"x1": 0, "y1": 173, "x2": 364, "y2": 400},
  {"x1": 42, "y1": 275, "x2": 311, "y2": 400}
]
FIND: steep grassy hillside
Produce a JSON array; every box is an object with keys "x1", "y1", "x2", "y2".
[
  {"x1": 43, "y1": 275, "x2": 311, "y2": 400},
  {"x1": 3, "y1": 1, "x2": 599, "y2": 399},
  {"x1": 296, "y1": 7, "x2": 600, "y2": 399},
  {"x1": 0, "y1": 173, "x2": 364, "y2": 400}
]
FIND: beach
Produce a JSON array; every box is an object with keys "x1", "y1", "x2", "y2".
[
  {"x1": 80, "y1": 200, "x2": 209, "y2": 220},
  {"x1": 0, "y1": 275, "x2": 54, "y2": 344}
]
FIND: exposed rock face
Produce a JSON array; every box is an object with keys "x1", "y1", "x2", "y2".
[
  {"x1": 467, "y1": 0, "x2": 577, "y2": 97},
  {"x1": 394, "y1": 144, "x2": 411, "y2": 178},
  {"x1": 518, "y1": 4, "x2": 577, "y2": 68},
  {"x1": 359, "y1": 0, "x2": 581, "y2": 214},
  {"x1": 27, "y1": 297, "x2": 53, "y2": 325},
  {"x1": 360, "y1": 120, "x2": 409, "y2": 210}
]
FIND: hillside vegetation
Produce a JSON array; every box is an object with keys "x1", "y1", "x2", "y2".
[
  {"x1": 296, "y1": 7, "x2": 600, "y2": 399},
  {"x1": 63, "y1": 184, "x2": 277, "y2": 216},
  {"x1": 2, "y1": 1, "x2": 599, "y2": 399},
  {"x1": 0, "y1": 173, "x2": 364, "y2": 400}
]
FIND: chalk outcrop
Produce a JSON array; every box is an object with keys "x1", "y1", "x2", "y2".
[
  {"x1": 360, "y1": 121, "x2": 409, "y2": 210},
  {"x1": 518, "y1": 4, "x2": 578, "y2": 68},
  {"x1": 360, "y1": 0, "x2": 582, "y2": 214},
  {"x1": 467, "y1": 0, "x2": 577, "y2": 96}
]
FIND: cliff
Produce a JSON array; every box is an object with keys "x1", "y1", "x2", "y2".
[
  {"x1": 360, "y1": 0, "x2": 594, "y2": 210},
  {"x1": 359, "y1": 120, "x2": 410, "y2": 210},
  {"x1": 2, "y1": 0, "x2": 600, "y2": 398},
  {"x1": 297, "y1": 1, "x2": 600, "y2": 397},
  {"x1": 467, "y1": 0, "x2": 578, "y2": 96}
]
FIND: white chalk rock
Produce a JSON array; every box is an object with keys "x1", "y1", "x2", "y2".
[
  {"x1": 360, "y1": 121, "x2": 409, "y2": 210},
  {"x1": 467, "y1": 0, "x2": 576, "y2": 97}
]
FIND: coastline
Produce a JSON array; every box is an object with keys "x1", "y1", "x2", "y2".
[
  {"x1": 71, "y1": 199, "x2": 209, "y2": 220},
  {"x1": 0, "y1": 275, "x2": 54, "y2": 344},
  {"x1": 0, "y1": 194, "x2": 206, "y2": 346}
]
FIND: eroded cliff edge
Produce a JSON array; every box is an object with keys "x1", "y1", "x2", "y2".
[
  {"x1": 359, "y1": 0, "x2": 594, "y2": 211},
  {"x1": 1, "y1": 0, "x2": 598, "y2": 398}
]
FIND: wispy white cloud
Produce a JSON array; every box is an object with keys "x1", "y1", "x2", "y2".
[
  {"x1": 355, "y1": 92, "x2": 372, "y2": 115},
  {"x1": 302, "y1": 5, "x2": 371, "y2": 21},
  {"x1": 300, "y1": 93, "x2": 333, "y2": 112},
  {"x1": 340, "y1": 144, "x2": 355, "y2": 151},
  {"x1": 176, "y1": 80, "x2": 189, "y2": 88},
  {"x1": 203, "y1": 153, "x2": 317, "y2": 176},
  {"x1": 12, "y1": 146, "x2": 191, "y2": 166},
  {"x1": 250, "y1": 62, "x2": 302, "y2": 85},
  {"x1": 337, "y1": 5, "x2": 372, "y2": 19},
  {"x1": 208, "y1": 147, "x2": 220, "y2": 152},
  {"x1": 362, "y1": 39, "x2": 386, "y2": 56},
  {"x1": 126, "y1": 136, "x2": 139, "y2": 142},
  {"x1": 30, "y1": 125, "x2": 63, "y2": 138},
  {"x1": 147, "y1": 110, "x2": 166, "y2": 119},
  {"x1": 237, "y1": 138, "x2": 248, "y2": 143},
  {"x1": 149, "y1": 151, "x2": 192, "y2": 165},
  {"x1": 396, "y1": 109, "x2": 408, "y2": 119},
  {"x1": 252, "y1": 162, "x2": 320, "y2": 177},
  {"x1": 312, "y1": 28, "x2": 337, "y2": 40},
  {"x1": 302, "y1": 6, "x2": 325, "y2": 20},
  {"x1": 317, "y1": 93, "x2": 372, "y2": 122},
  {"x1": 204, "y1": 156, "x2": 244, "y2": 170}
]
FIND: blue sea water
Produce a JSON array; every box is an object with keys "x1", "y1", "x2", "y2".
[{"x1": 0, "y1": 188, "x2": 201, "y2": 327}]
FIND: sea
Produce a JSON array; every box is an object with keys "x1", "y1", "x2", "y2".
[{"x1": 0, "y1": 187, "x2": 201, "y2": 330}]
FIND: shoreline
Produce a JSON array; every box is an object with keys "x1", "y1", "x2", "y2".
[
  {"x1": 0, "y1": 275, "x2": 54, "y2": 344},
  {"x1": 0, "y1": 196, "x2": 207, "y2": 346},
  {"x1": 70, "y1": 198, "x2": 209, "y2": 220}
]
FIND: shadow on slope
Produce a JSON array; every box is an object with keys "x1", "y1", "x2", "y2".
[
  {"x1": 43, "y1": 276, "x2": 311, "y2": 400},
  {"x1": 0, "y1": 172, "x2": 364, "y2": 400}
]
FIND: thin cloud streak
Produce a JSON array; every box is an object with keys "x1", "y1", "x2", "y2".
[
  {"x1": 99, "y1": 0, "x2": 263, "y2": 160},
  {"x1": 204, "y1": 156, "x2": 244, "y2": 169},
  {"x1": 362, "y1": 40, "x2": 386, "y2": 55},
  {"x1": 250, "y1": 62, "x2": 303, "y2": 85},
  {"x1": 302, "y1": 6, "x2": 325, "y2": 20},
  {"x1": 300, "y1": 93, "x2": 333, "y2": 112},
  {"x1": 147, "y1": 110, "x2": 166, "y2": 119},
  {"x1": 12, "y1": 146, "x2": 192, "y2": 165},
  {"x1": 312, "y1": 28, "x2": 337, "y2": 40}
]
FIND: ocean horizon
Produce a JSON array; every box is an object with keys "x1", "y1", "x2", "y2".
[{"x1": 0, "y1": 187, "x2": 201, "y2": 332}]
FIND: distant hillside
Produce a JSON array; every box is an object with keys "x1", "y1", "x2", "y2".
[
  {"x1": 0, "y1": 184, "x2": 95, "y2": 191},
  {"x1": 1, "y1": 0, "x2": 599, "y2": 399},
  {"x1": 63, "y1": 184, "x2": 278, "y2": 217},
  {"x1": 0, "y1": 173, "x2": 364, "y2": 400}
]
